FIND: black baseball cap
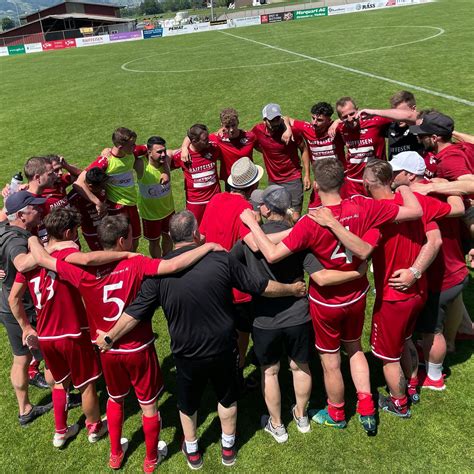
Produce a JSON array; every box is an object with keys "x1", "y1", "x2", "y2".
[
  {"x1": 409, "y1": 111, "x2": 454, "y2": 136},
  {"x1": 5, "y1": 191, "x2": 45, "y2": 215}
]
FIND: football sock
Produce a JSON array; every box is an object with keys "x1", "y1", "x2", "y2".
[
  {"x1": 327, "y1": 399, "x2": 345, "y2": 422},
  {"x1": 390, "y1": 394, "x2": 408, "y2": 413},
  {"x1": 28, "y1": 357, "x2": 40, "y2": 378},
  {"x1": 356, "y1": 392, "x2": 375, "y2": 416},
  {"x1": 185, "y1": 439, "x2": 199, "y2": 453},
  {"x1": 221, "y1": 432, "x2": 235, "y2": 448},
  {"x1": 107, "y1": 398, "x2": 124, "y2": 456},
  {"x1": 52, "y1": 388, "x2": 68, "y2": 434},
  {"x1": 426, "y1": 362, "x2": 443, "y2": 381},
  {"x1": 86, "y1": 419, "x2": 103, "y2": 435},
  {"x1": 143, "y1": 413, "x2": 161, "y2": 463},
  {"x1": 407, "y1": 376, "x2": 418, "y2": 395}
]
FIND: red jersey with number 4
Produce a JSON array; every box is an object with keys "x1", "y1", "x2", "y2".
[
  {"x1": 172, "y1": 146, "x2": 221, "y2": 204},
  {"x1": 210, "y1": 131, "x2": 257, "y2": 182},
  {"x1": 251, "y1": 123, "x2": 303, "y2": 183},
  {"x1": 371, "y1": 193, "x2": 451, "y2": 302},
  {"x1": 15, "y1": 248, "x2": 88, "y2": 340},
  {"x1": 283, "y1": 196, "x2": 399, "y2": 306},
  {"x1": 55, "y1": 255, "x2": 160, "y2": 353},
  {"x1": 292, "y1": 120, "x2": 345, "y2": 164},
  {"x1": 337, "y1": 115, "x2": 392, "y2": 183}
]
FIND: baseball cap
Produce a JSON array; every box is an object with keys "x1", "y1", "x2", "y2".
[
  {"x1": 262, "y1": 103, "x2": 282, "y2": 121},
  {"x1": 251, "y1": 185, "x2": 291, "y2": 215},
  {"x1": 227, "y1": 157, "x2": 264, "y2": 189},
  {"x1": 409, "y1": 111, "x2": 454, "y2": 136},
  {"x1": 390, "y1": 151, "x2": 426, "y2": 176},
  {"x1": 5, "y1": 190, "x2": 46, "y2": 215}
]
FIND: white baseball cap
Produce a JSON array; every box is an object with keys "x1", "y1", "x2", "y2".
[
  {"x1": 390, "y1": 151, "x2": 426, "y2": 176},
  {"x1": 262, "y1": 103, "x2": 282, "y2": 120}
]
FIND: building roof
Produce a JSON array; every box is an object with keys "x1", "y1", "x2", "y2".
[
  {"x1": 20, "y1": 1, "x2": 126, "y2": 19},
  {"x1": 48, "y1": 12, "x2": 132, "y2": 22}
]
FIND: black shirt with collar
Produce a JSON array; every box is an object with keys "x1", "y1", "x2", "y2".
[{"x1": 125, "y1": 244, "x2": 269, "y2": 359}]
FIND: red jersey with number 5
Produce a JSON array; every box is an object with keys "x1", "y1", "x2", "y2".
[
  {"x1": 15, "y1": 248, "x2": 88, "y2": 340},
  {"x1": 56, "y1": 255, "x2": 160, "y2": 353},
  {"x1": 283, "y1": 196, "x2": 399, "y2": 306}
]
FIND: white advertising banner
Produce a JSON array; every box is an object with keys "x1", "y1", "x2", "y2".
[
  {"x1": 228, "y1": 16, "x2": 261, "y2": 27},
  {"x1": 163, "y1": 24, "x2": 197, "y2": 36},
  {"x1": 328, "y1": 4, "x2": 356, "y2": 14},
  {"x1": 76, "y1": 35, "x2": 111, "y2": 47},
  {"x1": 0, "y1": 46, "x2": 9, "y2": 56},
  {"x1": 25, "y1": 42, "x2": 43, "y2": 53}
]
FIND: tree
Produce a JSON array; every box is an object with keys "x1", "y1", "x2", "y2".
[
  {"x1": 1, "y1": 17, "x2": 15, "y2": 31},
  {"x1": 140, "y1": 0, "x2": 163, "y2": 15}
]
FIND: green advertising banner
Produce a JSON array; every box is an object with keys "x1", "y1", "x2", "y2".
[
  {"x1": 294, "y1": 7, "x2": 328, "y2": 19},
  {"x1": 7, "y1": 44, "x2": 26, "y2": 55}
]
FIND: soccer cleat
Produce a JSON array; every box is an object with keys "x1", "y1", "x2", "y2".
[
  {"x1": 109, "y1": 438, "x2": 129, "y2": 470},
  {"x1": 143, "y1": 440, "x2": 168, "y2": 473},
  {"x1": 182, "y1": 441, "x2": 203, "y2": 470},
  {"x1": 221, "y1": 442, "x2": 237, "y2": 467},
  {"x1": 29, "y1": 372, "x2": 49, "y2": 389},
  {"x1": 18, "y1": 403, "x2": 53, "y2": 426},
  {"x1": 418, "y1": 372, "x2": 446, "y2": 391},
  {"x1": 291, "y1": 405, "x2": 310, "y2": 433},
  {"x1": 359, "y1": 415, "x2": 377, "y2": 436},
  {"x1": 407, "y1": 386, "x2": 420, "y2": 404},
  {"x1": 261, "y1": 415, "x2": 288, "y2": 443},
  {"x1": 309, "y1": 408, "x2": 347, "y2": 429},
  {"x1": 378, "y1": 395, "x2": 411, "y2": 418},
  {"x1": 53, "y1": 424, "x2": 80, "y2": 448},
  {"x1": 87, "y1": 419, "x2": 108, "y2": 443},
  {"x1": 67, "y1": 392, "x2": 82, "y2": 409}
]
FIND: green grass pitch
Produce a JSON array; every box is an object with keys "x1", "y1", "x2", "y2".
[{"x1": 0, "y1": 0, "x2": 473, "y2": 471}]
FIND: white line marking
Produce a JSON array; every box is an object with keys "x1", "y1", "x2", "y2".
[{"x1": 220, "y1": 30, "x2": 474, "y2": 107}]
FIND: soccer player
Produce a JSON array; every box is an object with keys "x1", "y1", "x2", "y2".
[
  {"x1": 8, "y1": 208, "x2": 133, "y2": 447},
  {"x1": 251, "y1": 103, "x2": 310, "y2": 221},
  {"x1": 75, "y1": 127, "x2": 147, "y2": 251},
  {"x1": 360, "y1": 158, "x2": 462, "y2": 416},
  {"x1": 285, "y1": 101, "x2": 346, "y2": 209},
  {"x1": 29, "y1": 214, "x2": 222, "y2": 471},
  {"x1": 171, "y1": 124, "x2": 222, "y2": 224},
  {"x1": 137, "y1": 136, "x2": 175, "y2": 258},
  {"x1": 240, "y1": 158, "x2": 422, "y2": 434},
  {"x1": 67, "y1": 167, "x2": 108, "y2": 250}
]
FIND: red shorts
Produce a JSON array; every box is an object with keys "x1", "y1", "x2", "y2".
[
  {"x1": 186, "y1": 201, "x2": 208, "y2": 225},
  {"x1": 371, "y1": 294, "x2": 426, "y2": 361},
  {"x1": 39, "y1": 333, "x2": 101, "y2": 389},
  {"x1": 100, "y1": 344, "x2": 164, "y2": 405},
  {"x1": 107, "y1": 201, "x2": 141, "y2": 239},
  {"x1": 83, "y1": 232, "x2": 103, "y2": 251},
  {"x1": 142, "y1": 213, "x2": 174, "y2": 241},
  {"x1": 309, "y1": 294, "x2": 367, "y2": 353}
]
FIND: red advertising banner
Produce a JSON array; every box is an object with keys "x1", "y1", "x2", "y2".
[{"x1": 42, "y1": 39, "x2": 76, "y2": 51}]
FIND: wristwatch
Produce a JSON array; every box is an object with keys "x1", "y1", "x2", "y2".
[
  {"x1": 104, "y1": 335, "x2": 113, "y2": 345},
  {"x1": 409, "y1": 267, "x2": 422, "y2": 280}
]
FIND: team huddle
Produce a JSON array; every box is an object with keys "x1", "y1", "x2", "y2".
[{"x1": 0, "y1": 91, "x2": 473, "y2": 471}]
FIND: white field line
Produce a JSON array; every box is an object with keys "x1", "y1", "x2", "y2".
[{"x1": 220, "y1": 30, "x2": 474, "y2": 107}]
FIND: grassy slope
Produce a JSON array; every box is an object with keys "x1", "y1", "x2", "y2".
[{"x1": 0, "y1": 0, "x2": 473, "y2": 471}]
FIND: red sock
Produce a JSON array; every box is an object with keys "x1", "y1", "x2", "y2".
[
  {"x1": 407, "y1": 377, "x2": 418, "y2": 395},
  {"x1": 107, "y1": 398, "x2": 124, "y2": 456},
  {"x1": 86, "y1": 419, "x2": 103, "y2": 435},
  {"x1": 28, "y1": 358, "x2": 40, "y2": 378},
  {"x1": 143, "y1": 412, "x2": 161, "y2": 462},
  {"x1": 391, "y1": 395, "x2": 408, "y2": 413},
  {"x1": 327, "y1": 400, "x2": 345, "y2": 422},
  {"x1": 52, "y1": 388, "x2": 68, "y2": 434},
  {"x1": 356, "y1": 392, "x2": 375, "y2": 416}
]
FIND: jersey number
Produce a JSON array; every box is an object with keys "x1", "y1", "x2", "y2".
[
  {"x1": 330, "y1": 227, "x2": 353, "y2": 263},
  {"x1": 30, "y1": 271, "x2": 56, "y2": 310},
  {"x1": 103, "y1": 282, "x2": 125, "y2": 322}
]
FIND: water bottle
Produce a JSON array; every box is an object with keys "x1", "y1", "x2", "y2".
[{"x1": 9, "y1": 171, "x2": 23, "y2": 195}]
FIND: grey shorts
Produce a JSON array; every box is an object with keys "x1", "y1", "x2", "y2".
[
  {"x1": 0, "y1": 311, "x2": 42, "y2": 359},
  {"x1": 268, "y1": 179, "x2": 303, "y2": 213},
  {"x1": 417, "y1": 277, "x2": 469, "y2": 334}
]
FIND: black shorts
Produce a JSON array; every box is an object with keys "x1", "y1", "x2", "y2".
[
  {"x1": 252, "y1": 321, "x2": 313, "y2": 367},
  {"x1": 268, "y1": 179, "x2": 303, "y2": 213},
  {"x1": 174, "y1": 348, "x2": 240, "y2": 416},
  {"x1": 417, "y1": 277, "x2": 469, "y2": 334},
  {"x1": 0, "y1": 311, "x2": 42, "y2": 359},
  {"x1": 234, "y1": 302, "x2": 254, "y2": 333}
]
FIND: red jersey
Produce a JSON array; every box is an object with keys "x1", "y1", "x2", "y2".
[
  {"x1": 56, "y1": 255, "x2": 160, "y2": 353},
  {"x1": 15, "y1": 248, "x2": 88, "y2": 340},
  {"x1": 209, "y1": 130, "x2": 257, "y2": 182},
  {"x1": 67, "y1": 188, "x2": 106, "y2": 235},
  {"x1": 283, "y1": 195, "x2": 399, "y2": 306},
  {"x1": 199, "y1": 193, "x2": 252, "y2": 304},
  {"x1": 41, "y1": 174, "x2": 74, "y2": 200},
  {"x1": 423, "y1": 151, "x2": 438, "y2": 179},
  {"x1": 251, "y1": 123, "x2": 303, "y2": 183},
  {"x1": 337, "y1": 115, "x2": 392, "y2": 183},
  {"x1": 371, "y1": 193, "x2": 451, "y2": 302},
  {"x1": 172, "y1": 145, "x2": 221, "y2": 204},
  {"x1": 292, "y1": 120, "x2": 345, "y2": 164},
  {"x1": 435, "y1": 143, "x2": 474, "y2": 181}
]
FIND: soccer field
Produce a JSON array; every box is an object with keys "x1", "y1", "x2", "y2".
[{"x1": 0, "y1": 0, "x2": 473, "y2": 471}]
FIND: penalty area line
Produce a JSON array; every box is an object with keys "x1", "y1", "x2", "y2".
[{"x1": 219, "y1": 30, "x2": 474, "y2": 107}]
